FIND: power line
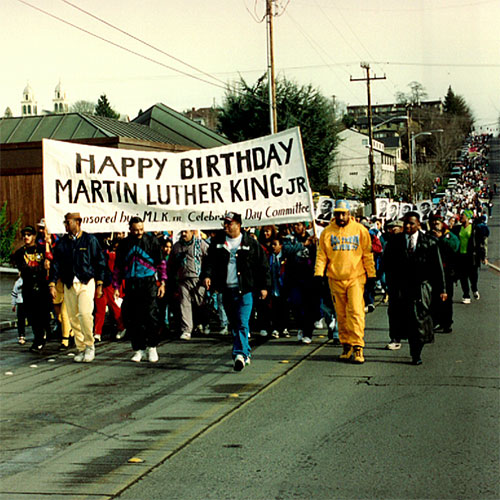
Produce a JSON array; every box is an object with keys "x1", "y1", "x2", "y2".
[
  {"x1": 284, "y1": 11, "x2": 361, "y2": 102},
  {"x1": 315, "y1": 0, "x2": 398, "y2": 97},
  {"x1": 292, "y1": 0, "x2": 497, "y2": 13},
  {"x1": 58, "y1": 0, "x2": 228, "y2": 87},
  {"x1": 16, "y1": 0, "x2": 230, "y2": 93},
  {"x1": 371, "y1": 61, "x2": 500, "y2": 68}
]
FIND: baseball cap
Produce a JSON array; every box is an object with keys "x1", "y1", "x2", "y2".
[
  {"x1": 222, "y1": 212, "x2": 242, "y2": 224},
  {"x1": 21, "y1": 225, "x2": 36, "y2": 235},
  {"x1": 334, "y1": 200, "x2": 350, "y2": 212}
]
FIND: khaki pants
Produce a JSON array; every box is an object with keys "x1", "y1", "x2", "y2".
[
  {"x1": 64, "y1": 280, "x2": 95, "y2": 351},
  {"x1": 329, "y1": 275, "x2": 366, "y2": 347}
]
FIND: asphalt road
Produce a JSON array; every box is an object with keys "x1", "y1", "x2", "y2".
[{"x1": 0, "y1": 140, "x2": 499, "y2": 500}]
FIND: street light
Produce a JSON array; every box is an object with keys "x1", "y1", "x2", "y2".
[
  {"x1": 409, "y1": 129, "x2": 444, "y2": 201},
  {"x1": 372, "y1": 115, "x2": 408, "y2": 130},
  {"x1": 411, "y1": 129, "x2": 444, "y2": 167}
]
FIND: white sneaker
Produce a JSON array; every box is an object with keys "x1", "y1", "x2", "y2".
[
  {"x1": 462, "y1": 298, "x2": 471, "y2": 304},
  {"x1": 302, "y1": 336, "x2": 312, "y2": 344},
  {"x1": 234, "y1": 354, "x2": 245, "y2": 372},
  {"x1": 204, "y1": 325, "x2": 211, "y2": 335},
  {"x1": 131, "y1": 350, "x2": 145, "y2": 362},
  {"x1": 74, "y1": 350, "x2": 85, "y2": 363},
  {"x1": 329, "y1": 318, "x2": 336, "y2": 331},
  {"x1": 282, "y1": 328, "x2": 290, "y2": 338},
  {"x1": 259, "y1": 330, "x2": 268, "y2": 337},
  {"x1": 271, "y1": 330, "x2": 280, "y2": 338},
  {"x1": 297, "y1": 330, "x2": 304, "y2": 342},
  {"x1": 314, "y1": 318, "x2": 325, "y2": 329},
  {"x1": 83, "y1": 346, "x2": 95, "y2": 363},
  {"x1": 116, "y1": 329, "x2": 126, "y2": 340},
  {"x1": 147, "y1": 347, "x2": 159, "y2": 363},
  {"x1": 386, "y1": 342, "x2": 402, "y2": 350},
  {"x1": 180, "y1": 332, "x2": 191, "y2": 340},
  {"x1": 473, "y1": 291, "x2": 480, "y2": 300},
  {"x1": 93, "y1": 334, "x2": 101, "y2": 342},
  {"x1": 219, "y1": 325, "x2": 229, "y2": 335}
]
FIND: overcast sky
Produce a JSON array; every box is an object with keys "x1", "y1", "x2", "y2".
[{"x1": 2, "y1": 0, "x2": 499, "y2": 131}]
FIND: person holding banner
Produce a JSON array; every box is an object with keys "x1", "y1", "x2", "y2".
[
  {"x1": 167, "y1": 230, "x2": 209, "y2": 341},
  {"x1": 13, "y1": 225, "x2": 53, "y2": 353},
  {"x1": 112, "y1": 217, "x2": 167, "y2": 363},
  {"x1": 202, "y1": 212, "x2": 271, "y2": 372},
  {"x1": 314, "y1": 200, "x2": 376, "y2": 364},
  {"x1": 49, "y1": 213, "x2": 106, "y2": 363}
]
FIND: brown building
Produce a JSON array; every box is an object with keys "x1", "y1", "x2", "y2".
[{"x1": 0, "y1": 103, "x2": 230, "y2": 239}]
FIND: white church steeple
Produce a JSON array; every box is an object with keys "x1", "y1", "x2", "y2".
[
  {"x1": 21, "y1": 83, "x2": 37, "y2": 116},
  {"x1": 53, "y1": 80, "x2": 68, "y2": 113}
]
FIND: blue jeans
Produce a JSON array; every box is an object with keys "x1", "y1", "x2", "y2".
[{"x1": 222, "y1": 289, "x2": 253, "y2": 360}]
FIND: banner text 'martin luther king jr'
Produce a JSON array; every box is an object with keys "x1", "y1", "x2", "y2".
[{"x1": 42, "y1": 127, "x2": 314, "y2": 234}]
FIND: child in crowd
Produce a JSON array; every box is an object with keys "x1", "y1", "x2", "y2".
[{"x1": 11, "y1": 275, "x2": 26, "y2": 345}]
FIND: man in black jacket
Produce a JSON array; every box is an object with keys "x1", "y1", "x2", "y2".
[
  {"x1": 202, "y1": 212, "x2": 271, "y2": 371},
  {"x1": 383, "y1": 212, "x2": 447, "y2": 365},
  {"x1": 49, "y1": 213, "x2": 105, "y2": 363},
  {"x1": 13, "y1": 225, "x2": 52, "y2": 352},
  {"x1": 112, "y1": 217, "x2": 166, "y2": 363}
]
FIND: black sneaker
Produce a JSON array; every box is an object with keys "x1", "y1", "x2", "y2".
[
  {"x1": 29, "y1": 344, "x2": 44, "y2": 353},
  {"x1": 233, "y1": 355, "x2": 245, "y2": 372}
]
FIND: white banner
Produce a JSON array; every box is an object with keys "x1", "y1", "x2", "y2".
[{"x1": 43, "y1": 128, "x2": 314, "y2": 234}]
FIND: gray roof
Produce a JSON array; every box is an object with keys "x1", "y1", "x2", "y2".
[
  {"x1": 0, "y1": 113, "x2": 177, "y2": 144},
  {"x1": 132, "y1": 103, "x2": 230, "y2": 149}
]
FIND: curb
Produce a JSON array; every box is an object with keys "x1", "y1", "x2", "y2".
[{"x1": 0, "y1": 320, "x2": 18, "y2": 332}]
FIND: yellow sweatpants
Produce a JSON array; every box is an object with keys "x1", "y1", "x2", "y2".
[
  {"x1": 64, "y1": 280, "x2": 95, "y2": 351},
  {"x1": 53, "y1": 280, "x2": 72, "y2": 341},
  {"x1": 329, "y1": 275, "x2": 366, "y2": 347}
]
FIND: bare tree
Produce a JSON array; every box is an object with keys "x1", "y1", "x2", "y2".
[{"x1": 70, "y1": 100, "x2": 96, "y2": 114}]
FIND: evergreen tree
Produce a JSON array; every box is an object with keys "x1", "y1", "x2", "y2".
[
  {"x1": 218, "y1": 75, "x2": 339, "y2": 190},
  {"x1": 94, "y1": 94, "x2": 120, "y2": 119},
  {"x1": 443, "y1": 86, "x2": 474, "y2": 132}
]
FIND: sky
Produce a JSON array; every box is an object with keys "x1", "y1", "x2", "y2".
[{"x1": 2, "y1": 0, "x2": 499, "y2": 131}]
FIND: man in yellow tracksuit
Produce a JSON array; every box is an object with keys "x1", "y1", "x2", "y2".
[{"x1": 314, "y1": 200, "x2": 376, "y2": 363}]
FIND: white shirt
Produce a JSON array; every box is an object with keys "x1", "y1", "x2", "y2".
[{"x1": 225, "y1": 234, "x2": 243, "y2": 287}]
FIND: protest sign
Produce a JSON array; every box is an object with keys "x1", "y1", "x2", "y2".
[{"x1": 43, "y1": 127, "x2": 314, "y2": 234}]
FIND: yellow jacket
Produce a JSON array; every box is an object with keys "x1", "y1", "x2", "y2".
[{"x1": 314, "y1": 218, "x2": 376, "y2": 281}]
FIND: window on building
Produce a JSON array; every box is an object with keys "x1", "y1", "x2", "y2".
[
  {"x1": 22, "y1": 105, "x2": 26, "y2": 114},
  {"x1": 28, "y1": 105, "x2": 31, "y2": 114}
]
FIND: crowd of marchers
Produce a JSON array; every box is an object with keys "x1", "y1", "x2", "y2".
[{"x1": 11, "y1": 134, "x2": 492, "y2": 370}]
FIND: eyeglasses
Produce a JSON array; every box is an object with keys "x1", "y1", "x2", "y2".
[{"x1": 63, "y1": 220, "x2": 71, "y2": 225}]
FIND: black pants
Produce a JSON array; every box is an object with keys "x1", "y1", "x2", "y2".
[
  {"x1": 458, "y1": 255, "x2": 479, "y2": 299},
  {"x1": 16, "y1": 303, "x2": 26, "y2": 337},
  {"x1": 122, "y1": 277, "x2": 161, "y2": 351},
  {"x1": 23, "y1": 285, "x2": 51, "y2": 346},
  {"x1": 432, "y1": 275, "x2": 455, "y2": 329}
]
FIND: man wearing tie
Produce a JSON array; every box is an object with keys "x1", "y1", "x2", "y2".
[{"x1": 383, "y1": 212, "x2": 447, "y2": 365}]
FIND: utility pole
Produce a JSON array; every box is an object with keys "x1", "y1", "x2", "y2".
[
  {"x1": 407, "y1": 106, "x2": 413, "y2": 203},
  {"x1": 351, "y1": 63, "x2": 386, "y2": 214},
  {"x1": 266, "y1": 0, "x2": 278, "y2": 134}
]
